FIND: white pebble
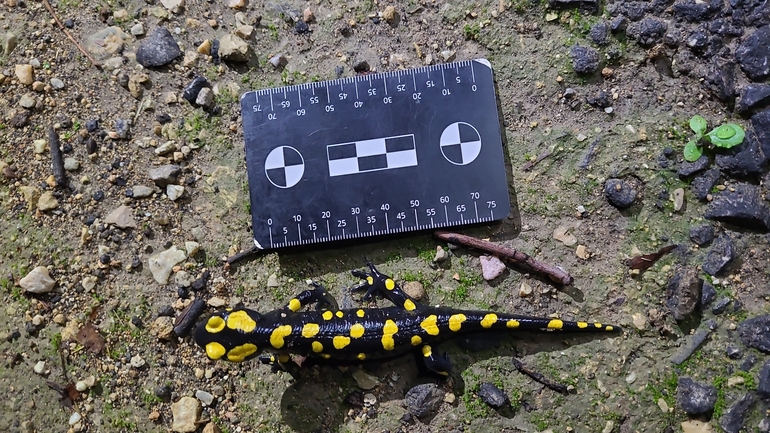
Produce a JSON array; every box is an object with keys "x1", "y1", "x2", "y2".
[
  {"x1": 68, "y1": 412, "x2": 82, "y2": 425},
  {"x1": 33, "y1": 361, "x2": 46, "y2": 375}
]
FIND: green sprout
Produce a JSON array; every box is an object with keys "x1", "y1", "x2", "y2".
[{"x1": 683, "y1": 115, "x2": 745, "y2": 162}]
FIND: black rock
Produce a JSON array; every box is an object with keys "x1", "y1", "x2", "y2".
[
  {"x1": 704, "y1": 183, "x2": 770, "y2": 231},
  {"x1": 676, "y1": 377, "x2": 717, "y2": 415},
  {"x1": 191, "y1": 271, "x2": 210, "y2": 292},
  {"x1": 92, "y1": 190, "x2": 105, "y2": 202},
  {"x1": 689, "y1": 224, "x2": 715, "y2": 246},
  {"x1": 335, "y1": 66, "x2": 344, "y2": 78},
  {"x1": 478, "y1": 383, "x2": 509, "y2": 408},
  {"x1": 610, "y1": 16, "x2": 627, "y2": 33},
  {"x1": 211, "y1": 39, "x2": 220, "y2": 65},
  {"x1": 686, "y1": 30, "x2": 709, "y2": 53},
  {"x1": 715, "y1": 130, "x2": 769, "y2": 178},
  {"x1": 739, "y1": 315, "x2": 770, "y2": 352},
  {"x1": 604, "y1": 178, "x2": 638, "y2": 209},
  {"x1": 117, "y1": 71, "x2": 129, "y2": 88},
  {"x1": 131, "y1": 316, "x2": 143, "y2": 328},
  {"x1": 736, "y1": 25, "x2": 770, "y2": 82},
  {"x1": 673, "y1": 0, "x2": 722, "y2": 22},
  {"x1": 758, "y1": 360, "x2": 770, "y2": 398},
  {"x1": 353, "y1": 60, "x2": 370, "y2": 73},
  {"x1": 736, "y1": 84, "x2": 770, "y2": 115},
  {"x1": 63, "y1": 18, "x2": 74, "y2": 28},
  {"x1": 691, "y1": 168, "x2": 721, "y2": 201},
  {"x1": 751, "y1": 109, "x2": 770, "y2": 159},
  {"x1": 154, "y1": 383, "x2": 173, "y2": 402},
  {"x1": 709, "y1": 18, "x2": 743, "y2": 37},
  {"x1": 663, "y1": 29, "x2": 681, "y2": 47},
  {"x1": 405, "y1": 383, "x2": 444, "y2": 418},
  {"x1": 629, "y1": 18, "x2": 667, "y2": 47},
  {"x1": 702, "y1": 235, "x2": 735, "y2": 276},
  {"x1": 589, "y1": 22, "x2": 610, "y2": 45},
  {"x1": 719, "y1": 393, "x2": 755, "y2": 433},
  {"x1": 99, "y1": 254, "x2": 110, "y2": 265},
  {"x1": 701, "y1": 282, "x2": 716, "y2": 305},
  {"x1": 131, "y1": 256, "x2": 142, "y2": 269},
  {"x1": 677, "y1": 155, "x2": 710, "y2": 177},
  {"x1": 739, "y1": 353, "x2": 757, "y2": 371},
  {"x1": 135, "y1": 27, "x2": 182, "y2": 67},
  {"x1": 665, "y1": 267, "x2": 702, "y2": 321},
  {"x1": 587, "y1": 90, "x2": 612, "y2": 108},
  {"x1": 158, "y1": 305, "x2": 175, "y2": 317},
  {"x1": 156, "y1": 113, "x2": 172, "y2": 124},
  {"x1": 9, "y1": 111, "x2": 30, "y2": 128},
  {"x1": 704, "y1": 58, "x2": 736, "y2": 104},
  {"x1": 712, "y1": 297, "x2": 731, "y2": 314},
  {"x1": 570, "y1": 45, "x2": 600, "y2": 74},
  {"x1": 182, "y1": 76, "x2": 210, "y2": 105},
  {"x1": 548, "y1": 0, "x2": 599, "y2": 13},
  {"x1": 618, "y1": 2, "x2": 647, "y2": 21},
  {"x1": 726, "y1": 346, "x2": 742, "y2": 359},
  {"x1": 177, "y1": 286, "x2": 189, "y2": 299},
  {"x1": 294, "y1": 20, "x2": 309, "y2": 34},
  {"x1": 85, "y1": 119, "x2": 100, "y2": 133}
]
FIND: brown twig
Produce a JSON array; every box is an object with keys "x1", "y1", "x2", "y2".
[
  {"x1": 522, "y1": 149, "x2": 552, "y2": 171},
  {"x1": 225, "y1": 245, "x2": 261, "y2": 266},
  {"x1": 48, "y1": 126, "x2": 67, "y2": 188},
  {"x1": 42, "y1": 0, "x2": 101, "y2": 69},
  {"x1": 434, "y1": 230, "x2": 573, "y2": 285},
  {"x1": 512, "y1": 358, "x2": 569, "y2": 394}
]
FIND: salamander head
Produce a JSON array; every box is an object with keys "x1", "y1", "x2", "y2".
[{"x1": 194, "y1": 308, "x2": 266, "y2": 362}]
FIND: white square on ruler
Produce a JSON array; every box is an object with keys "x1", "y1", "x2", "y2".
[
  {"x1": 328, "y1": 157, "x2": 359, "y2": 177},
  {"x1": 355, "y1": 138, "x2": 387, "y2": 157},
  {"x1": 386, "y1": 149, "x2": 418, "y2": 168}
]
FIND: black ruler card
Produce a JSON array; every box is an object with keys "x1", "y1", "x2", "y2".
[{"x1": 241, "y1": 59, "x2": 511, "y2": 249}]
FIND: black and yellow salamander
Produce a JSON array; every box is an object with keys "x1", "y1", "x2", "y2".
[{"x1": 194, "y1": 263, "x2": 621, "y2": 375}]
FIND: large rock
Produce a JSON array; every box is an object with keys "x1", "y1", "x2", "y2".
[
  {"x1": 736, "y1": 25, "x2": 770, "y2": 82},
  {"x1": 665, "y1": 267, "x2": 701, "y2": 321},
  {"x1": 752, "y1": 109, "x2": 770, "y2": 157},
  {"x1": 676, "y1": 377, "x2": 717, "y2": 415},
  {"x1": 171, "y1": 396, "x2": 201, "y2": 432},
  {"x1": 570, "y1": 45, "x2": 600, "y2": 74},
  {"x1": 738, "y1": 314, "x2": 770, "y2": 352},
  {"x1": 104, "y1": 205, "x2": 137, "y2": 229},
  {"x1": 628, "y1": 17, "x2": 667, "y2": 47},
  {"x1": 149, "y1": 164, "x2": 181, "y2": 187},
  {"x1": 702, "y1": 235, "x2": 735, "y2": 276},
  {"x1": 148, "y1": 246, "x2": 187, "y2": 284},
  {"x1": 704, "y1": 183, "x2": 770, "y2": 231},
  {"x1": 719, "y1": 393, "x2": 755, "y2": 433},
  {"x1": 218, "y1": 34, "x2": 249, "y2": 62},
  {"x1": 604, "y1": 178, "x2": 639, "y2": 209},
  {"x1": 758, "y1": 360, "x2": 770, "y2": 398},
  {"x1": 136, "y1": 27, "x2": 182, "y2": 67},
  {"x1": 19, "y1": 266, "x2": 56, "y2": 294},
  {"x1": 715, "y1": 130, "x2": 768, "y2": 179},
  {"x1": 690, "y1": 168, "x2": 720, "y2": 201},
  {"x1": 736, "y1": 84, "x2": 770, "y2": 115},
  {"x1": 405, "y1": 383, "x2": 444, "y2": 418},
  {"x1": 673, "y1": 0, "x2": 722, "y2": 22}
]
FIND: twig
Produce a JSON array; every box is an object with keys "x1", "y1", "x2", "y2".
[
  {"x1": 48, "y1": 126, "x2": 67, "y2": 188},
  {"x1": 174, "y1": 298, "x2": 205, "y2": 337},
  {"x1": 225, "y1": 245, "x2": 260, "y2": 266},
  {"x1": 42, "y1": 0, "x2": 101, "y2": 69},
  {"x1": 577, "y1": 137, "x2": 601, "y2": 170},
  {"x1": 512, "y1": 358, "x2": 569, "y2": 395},
  {"x1": 522, "y1": 149, "x2": 552, "y2": 171},
  {"x1": 434, "y1": 230, "x2": 573, "y2": 285}
]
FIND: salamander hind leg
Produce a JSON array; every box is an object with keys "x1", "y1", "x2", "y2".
[
  {"x1": 283, "y1": 282, "x2": 340, "y2": 313},
  {"x1": 421, "y1": 345, "x2": 453, "y2": 376},
  {"x1": 350, "y1": 262, "x2": 421, "y2": 311}
]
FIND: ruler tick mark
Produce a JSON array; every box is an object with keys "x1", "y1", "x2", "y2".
[
  {"x1": 471, "y1": 61, "x2": 476, "y2": 82},
  {"x1": 441, "y1": 68, "x2": 446, "y2": 87},
  {"x1": 270, "y1": 93, "x2": 274, "y2": 111},
  {"x1": 474, "y1": 201, "x2": 479, "y2": 220}
]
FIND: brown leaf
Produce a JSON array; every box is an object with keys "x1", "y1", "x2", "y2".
[
  {"x1": 76, "y1": 323, "x2": 105, "y2": 354},
  {"x1": 46, "y1": 381, "x2": 80, "y2": 409},
  {"x1": 628, "y1": 245, "x2": 678, "y2": 271}
]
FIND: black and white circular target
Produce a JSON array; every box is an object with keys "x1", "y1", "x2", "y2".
[
  {"x1": 439, "y1": 122, "x2": 482, "y2": 165},
  {"x1": 264, "y1": 146, "x2": 304, "y2": 188}
]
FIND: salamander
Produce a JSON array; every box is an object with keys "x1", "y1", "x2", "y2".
[{"x1": 194, "y1": 263, "x2": 621, "y2": 375}]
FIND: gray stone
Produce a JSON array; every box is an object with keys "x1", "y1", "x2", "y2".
[
  {"x1": 1, "y1": 32, "x2": 18, "y2": 56},
  {"x1": 104, "y1": 205, "x2": 137, "y2": 229},
  {"x1": 195, "y1": 88, "x2": 214, "y2": 109},
  {"x1": 148, "y1": 246, "x2": 187, "y2": 284},
  {"x1": 166, "y1": 184, "x2": 184, "y2": 201},
  {"x1": 570, "y1": 45, "x2": 600, "y2": 74},
  {"x1": 351, "y1": 369, "x2": 379, "y2": 390},
  {"x1": 136, "y1": 27, "x2": 182, "y2": 67},
  {"x1": 171, "y1": 397, "x2": 201, "y2": 433},
  {"x1": 704, "y1": 183, "x2": 770, "y2": 231},
  {"x1": 405, "y1": 383, "x2": 444, "y2": 418},
  {"x1": 702, "y1": 235, "x2": 735, "y2": 276},
  {"x1": 738, "y1": 314, "x2": 770, "y2": 352},
  {"x1": 736, "y1": 25, "x2": 770, "y2": 82},
  {"x1": 20, "y1": 266, "x2": 55, "y2": 294},
  {"x1": 132, "y1": 185, "x2": 154, "y2": 198},
  {"x1": 130, "y1": 23, "x2": 146, "y2": 36},
  {"x1": 720, "y1": 393, "x2": 755, "y2": 433},
  {"x1": 269, "y1": 54, "x2": 288, "y2": 69},
  {"x1": 149, "y1": 164, "x2": 181, "y2": 187},
  {"x1": 218, "y1": 34, "x2": 249, "y2": 62},
  {"x1": 84, "y1": 27, "x2": 130, "y2": 60},
  {"x1": 19, "y1": 94, "x2": 36, "y2": 109},
  {"x1": 665, "y1": 267, "x2": 701, "y2": 321},
  {"x1": 480, "y1": 255, "x2": 506, "y2": 281},
  {"x1": 63, "y1": 158, "x2": 80, "y2": 171},
  {"x1": 676, "y1": 377, "x2": 717, "y2": 415},
  {"x1": 194, "y1": 390, "x2": 214, "y2": 406}
]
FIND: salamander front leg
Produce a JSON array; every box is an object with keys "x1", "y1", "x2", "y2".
[
  {"x1": 258, "y1": 354, "x2": 301, "y2": 378},
  {"x1": 421, "y1": 345, "x2": 453, "y2": 377},
  {"x1": 282, "y1": 282, "x2": 339, "y2": 313},
  {"x1": 350, "y1": 262, "x2": 421, "y2": 311}
]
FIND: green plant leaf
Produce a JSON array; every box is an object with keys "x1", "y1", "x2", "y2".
[
  {"x1": 689, "y1": 115, "x2": 708, "y2": 135},
  {"x1": 706, "y1": 123, "x2": 745, "y2": 148},
  {"x1": 683, "y1": 140, "x2": 703, "y2": 162}
]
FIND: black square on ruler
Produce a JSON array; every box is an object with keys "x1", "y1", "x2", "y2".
[
  {"x1": 327, "y1": 143, "x2": 357, "y2": 160},
  {"x1": 385, "y1": 136, "x2": 414, "y2": 152},
  {"x1": 459, "y1": 123, "x2": 480, "y2": 142},
  {"x1": 441, "y1": 144, "x2": 463, "y2": 162},
  {"x1": 358, "y1": 154, "x2": 388, "y2": 171},
  {"x1": 265, "y1": 168, "x2": 286, "y2": 186},
  {"x1": 283, "y1": 147, "x2": 303, "y2": 165}
]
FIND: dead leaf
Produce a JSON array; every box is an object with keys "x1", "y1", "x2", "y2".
[
  {"x1": 46, "y1": 381, "x2": 80, "y2": 409},
  {"x1": 76, "y1": 323, "x2": 105, "y2": 354},
  {"x1": 628, "y1": 245, "x2": 677, "y2": 272}
]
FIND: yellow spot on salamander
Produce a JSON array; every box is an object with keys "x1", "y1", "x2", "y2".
[
  {"x1": 226, "y1": 310, "x2": 257, "y2": 333},
  {"x1": 269, "y1": 325, "x2": 293, "y2": 349},
  {"x1": 411, "y1": 335, "x2": 422, "y2": 346},
  {"x1": 205, "y1": 316, "x2": 225, "y2": 333},
  {"x1": 350, "y1": 323, "x2": 365, "y2": 339},
  {"x1": 322, "y1": 311, "x2": 333, "y2": 320},
  {"x1": 381, "y1": 319, "x2": 398, "y2": 351},
  {"x1": 481, "y1": 313, "x2": 498, "y2": 328},
  {"x1": 385, "y1": 278, "x2": 395, "y2": 290},
  {"x1": 333, "y1": 335, "x2": 351, "y2": 349},
  {"x1": 312, "y1": 341, "x2": 323, "y2": 353},
  {"x1": 366, "y1": 276, "x2": 374, "y2": 285},
  {"x1": 336, "y1": 311, "x2": 344, "y2": 318},
  {"x1": 422, "y1": 345, "x2": 432, "y2": 357},
  {"x1": 404, "y1": 299, "x2": 416, "y2": 311},
  {"x1": 547, "y1": 319, "x2": 564, "y2": 330},
  {"x1": 321, "y1": 354, "x2": 331, "y2": 359},
  {"x1": 420, "y1": 315, "x2": 439, "y2": 336},
  {"x1": 449, "y1": 314, "x2": 467, "y2": 332},
  {"x1": 594, "y1": 323, "x2": 602, "y2": 328},
  {"x1": 507, "y1": 319, "x2": 520, "y2": 328},
  {"x1": 226, "y1": 343, "x2": 257, "y2": 362},
  {"x1": 605, "y1": 326, "x2": 614, "y2": 331},
  {"x1": 357, "y1": 353, "x2": 366, "y2": 360},
  {"x1": 577, "y1": 322, "x2": 588, "y2": 329},
  {"x1": 302, "y1": 323, "x2": 320, "y2": 338},
  {"x1": 205, "y1": 342, "x2": 226, "y2": 360},
  {"x1": 356, "y1": 309, "x2": 365, "y2": 318},
  {"x1": 288, "y1": 298, "x2": 301, "y2": 312},
  {"x1": 278, "y1": 354, "x2": 290, "y2": 363}
]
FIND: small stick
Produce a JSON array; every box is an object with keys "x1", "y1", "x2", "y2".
[
  {"x1": 434, "y1": 230, "x2": 573, "y2": 285},
  {"x1": 512, "y1": 358, "x2": 569, "y2": 395},
  {"x1": 522, "y1": 149, "x2": 552, "y2": 171},
  {"x1": 48, "y1": 126, "x2": 68, "y2": 188},
  {"x1": 225, "y1": 245, "x2": 260, "y2": 266},
  {"x1": 42, "y1": 0, "x2": 101, "y2": 69}
]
